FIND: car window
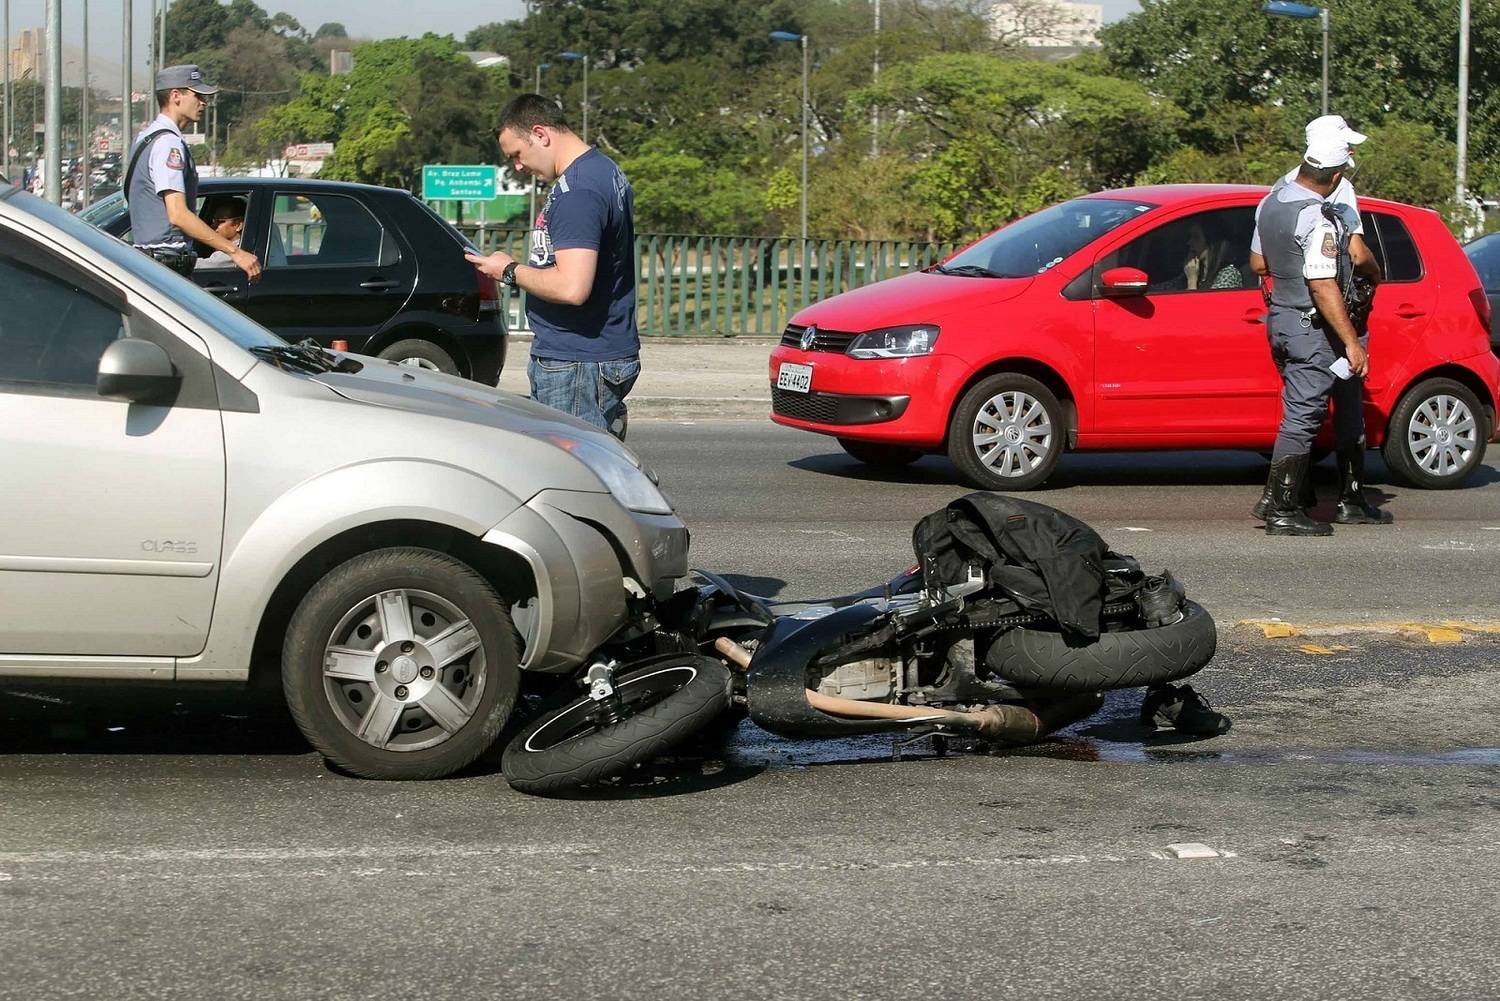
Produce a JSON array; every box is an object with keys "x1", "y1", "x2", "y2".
[
  {"x1": 1372, "y1": 213, "x2": 1423, "y2": 283},
  {"x1": 1096, "y1": 207, "x2": 1258, "y2": 295},
  {"x1": 943, "y1": 197, "x2": 1156, "y2": 278},
  {"x1": 0, "y1": 251, "x2": 124, "y2": 393},
  {"x1": 270, "y1": 192, "x2": 388, "y2": 267},
  {"x1": 195, "y1": 191, "x2": 252, "y2": 268},
  {"x1": 1466, "y1": 235, "x2": 1500, "y2": 289}
]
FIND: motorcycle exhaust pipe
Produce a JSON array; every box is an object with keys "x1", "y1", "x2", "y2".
[{"x1": 712, "y1": 637, "x2": 1101, "y2": 744}]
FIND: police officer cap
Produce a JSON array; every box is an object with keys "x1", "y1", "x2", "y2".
[
  {"x1": 1303, "y1": 114, "x2": 1366, "y2": 169},
  {"x1": 155, "y1": 64, "x2": 219, "y2": 96}
]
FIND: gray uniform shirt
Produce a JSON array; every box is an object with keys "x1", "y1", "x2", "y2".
[
  {"x1": 1252, "y1": 179, "x2": 1349, "y2": 310},
  {"x1": 127, "y1": 114, "x2": 196, "y2": 250}
]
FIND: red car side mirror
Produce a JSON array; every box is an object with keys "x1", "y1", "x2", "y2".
[{"x1": 1100, "y1": 267, "x2": 1149, "y2": 297}]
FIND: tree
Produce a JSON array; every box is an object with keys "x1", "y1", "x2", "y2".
[
  {"x1": 314, "y1": 22, "x2": 348, "y2": 39},
  {"x1": 165, "y1": 0, "x2": 233, "y2": 54},
  {"x1": 618, "y1": 141, "x2": 766, "y2": 233}
]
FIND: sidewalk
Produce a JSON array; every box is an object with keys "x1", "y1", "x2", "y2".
[{"x1": 498, "y1": 334, "x2": 777, "y2": 420}]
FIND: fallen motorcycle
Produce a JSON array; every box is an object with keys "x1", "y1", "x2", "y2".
[{"x1": 501, "y1": 495, "x2": 1220, "y2": 796}]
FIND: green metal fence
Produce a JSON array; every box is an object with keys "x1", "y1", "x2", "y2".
[{"x1": 460, "y1": 226, "x2": 958, "y2": 338}]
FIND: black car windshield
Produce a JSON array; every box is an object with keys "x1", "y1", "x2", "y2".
[
  {"x1": 1466, "y1": 233, "x2": 1500, "y2": 289},
  {"x1": 2, "y1": 185, "x2": 284, "y2": 352},
  {"x1": 77, "y1": 189, "x2": 127, "y2": 228},
  {"x1": 940, "y1": 197, "x2": 1157, "y2": 278}
]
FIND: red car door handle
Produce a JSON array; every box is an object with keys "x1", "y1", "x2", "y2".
[
  {"x1": 1394, "y1": 304, "x2": 1426, "y2": 318},
  {"x1": 1243, "y1": 308, "x2": 1266, "y2": 323}
]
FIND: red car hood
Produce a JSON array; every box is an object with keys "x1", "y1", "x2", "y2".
[{"x1": 789, "y1": 270, "x2": 1035, "y2": 330}]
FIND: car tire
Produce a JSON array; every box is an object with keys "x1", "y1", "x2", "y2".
[
  {"x1": 502, "y1": 655, "x2": 733, "y2": 796},
  {"x1": 947, "y1": 373, "x2": 1064, "y2": 491},
  {"x1": 378, "y1": 338, "x2": 460, "y2": 377},
  {"x1": 1381, "y1": 378, "x2": 1488, "y2": 489},
  {"x1": 282, "y1": 547, "x2": 520, "y2": 780},
  {"x1": 838, "y1": 437, "x2": 923, "y2": 467},
  {"x1": 985, "y1": 600, "x2": 1217, "y2": 692}
]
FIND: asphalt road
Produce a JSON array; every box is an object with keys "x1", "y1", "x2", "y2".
[{"x1": 3, "y1": 420, "x2": 1498, "y2": 1001}]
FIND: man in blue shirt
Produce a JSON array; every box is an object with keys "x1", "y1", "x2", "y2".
[{"x1": 467, "y1": 94, "x2": 640, "y2": 439}]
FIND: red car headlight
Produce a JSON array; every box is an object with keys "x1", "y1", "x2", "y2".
[{"x1": 846, "y1": 325, "x2": 940, "y2": 360}]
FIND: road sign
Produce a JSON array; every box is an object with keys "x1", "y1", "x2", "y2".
[
  {"x1": 422, "y1": 164, "x2": 499, "y2": 201},
  {"x1": 284, "y1": 142, "x2": 335, "y2": 159}
]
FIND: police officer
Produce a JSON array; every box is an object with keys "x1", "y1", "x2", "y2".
[
  {"x1": 1249, "y1": 126, "x2": 1392, "y2": 537},
  {"x1": 126, "y1": 65, "x2": 260, "y2": 282}
]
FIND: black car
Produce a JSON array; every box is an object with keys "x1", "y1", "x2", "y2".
[
  {"x1": 1463, "y1": 231, "x2": 1500, "y2": 353},
  {"x1": 83, "y1": 177, "x2": 506, "y2": 383}
]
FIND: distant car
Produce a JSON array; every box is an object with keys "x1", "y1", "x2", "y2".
[
  {"x1": 771, "y1": 184, "x2": 1499, "y2": 491},
  {"x1": 83, "y1": 177, "x2": 506, "y2": 384},
  {"x1": 1462, "y1": 231, "x2": 1500, "y2": 352}
]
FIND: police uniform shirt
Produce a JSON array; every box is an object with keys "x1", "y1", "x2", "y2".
[
  {"x1": 1251, "y1": 172, "x2": 1359, "y2": 259},
  {"x1": 128, "y1": 114, "x2": 195, "y2": 250}
]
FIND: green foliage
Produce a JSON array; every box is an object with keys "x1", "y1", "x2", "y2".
[{"x1": 619, "y1": 142, "x2": 766, "y2": 234}]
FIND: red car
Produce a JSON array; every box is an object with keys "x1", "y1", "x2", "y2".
[{"x1": 770, "y1": 184, "x2": 1498, "y2": 491}]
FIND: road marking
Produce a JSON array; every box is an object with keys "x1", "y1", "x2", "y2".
[
  {"x1": 1115, "y1": 527, "x2": 1152, "y2": 533},
  {"x1": 1240, "y1": 620, "x2": 1500, "y2": 643}
]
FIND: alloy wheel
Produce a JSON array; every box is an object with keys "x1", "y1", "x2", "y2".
[
  {"x1": 970, "y1": 389, "x2": 1054, "y2": 478},
  {"x1": 320, "y1": 588, "x2": 487, "y2": 752},
  {"x1": 1406, "y1": 393, "x2": 1478, "y2": 479}
]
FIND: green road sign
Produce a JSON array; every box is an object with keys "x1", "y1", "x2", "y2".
[{"x1": 422, "y1": 164, "x2": 499, "y2": 201}]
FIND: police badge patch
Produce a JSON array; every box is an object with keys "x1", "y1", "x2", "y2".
[
  {"x1": 1321, "y1": 231, "x2": 1337, "y2": 257},
  {"x1": 165, "y1": 147, "x2": 184, "y2": 170}
]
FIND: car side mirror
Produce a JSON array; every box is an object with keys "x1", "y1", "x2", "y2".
[
  {"x1": 97, "y1": 337, "x2": 179, "y2": 404},
  {"x1": 1099, "y1": 267, "x2": 1150, "y2": 297}
]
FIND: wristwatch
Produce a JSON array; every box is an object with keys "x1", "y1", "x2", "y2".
[{"x1": 500, "y1": 261, "x2": 519, "y2": 288}]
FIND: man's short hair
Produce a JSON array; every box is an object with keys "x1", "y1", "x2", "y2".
[
  {"x1": 155, "y1": 88, "x2": 173, "y2": 109},
  {"x1": 1298, "y1": 160, "x2": 1343, "y2": 186},
  {"x1": 495, "y1": 93, "x2": 572, "y2": 138}
]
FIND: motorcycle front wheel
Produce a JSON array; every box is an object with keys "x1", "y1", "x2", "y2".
[{"x1": 502, "y1": 654, "x2": 733, "y2": 796}]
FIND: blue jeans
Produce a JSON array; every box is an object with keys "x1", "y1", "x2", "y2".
[{"x1": 528, "y1": 354, "x2": 641, "y2": 440}]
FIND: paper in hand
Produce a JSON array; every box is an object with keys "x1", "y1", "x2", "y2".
[{"x1": 1329, "y1": 357, "x2": 1353, "y2": 380}]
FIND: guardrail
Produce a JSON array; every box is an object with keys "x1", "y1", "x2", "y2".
[{"x1": 462, "y1": 227, "x2": 959, "y2": 337}]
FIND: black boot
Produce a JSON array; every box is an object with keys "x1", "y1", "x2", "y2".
[
  {"x1": 1264, "y1": 453, "x2": 1333, "y2": 536},
  {"x1": 1334, "y1": 443, "x2": 1394, "y2": 525},
  {"x1": 1252, "y1": 462, "x2": 1316, "y2": 520}
]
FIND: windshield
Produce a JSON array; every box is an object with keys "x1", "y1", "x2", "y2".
[
  {"x1": 942, "y1": 197, "x2": 1157, "y2": 278},
  {"x1": 77, "y1": 189, "x2": 128, "y2": 227},
  {"x1": 1, "y1": 185, "x2": 284, "y2": 351}
]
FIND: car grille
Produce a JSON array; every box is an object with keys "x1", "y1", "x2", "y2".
[
  {"x1": 772, "y1": 387, "x2": 840, "y2": 423},
  {"x1": 780, "y1": 323, "x2": 857, "y2": 354}
]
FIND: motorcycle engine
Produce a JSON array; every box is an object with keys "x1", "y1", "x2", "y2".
[{"x1": 816, "y1": 657, "x2": 899, "y2": 701}]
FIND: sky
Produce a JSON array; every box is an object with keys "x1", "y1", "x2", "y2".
[{"x1": 5, "y1": 0, "x2": 1142, "y2": 52}]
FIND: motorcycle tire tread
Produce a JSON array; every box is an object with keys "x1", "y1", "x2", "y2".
[
  {"x1": 984, "y1": 600, "x2": 1217, "y2": 692},
  {"x1": 501, "y1": 657, "x2": 734, "y2": 796}
]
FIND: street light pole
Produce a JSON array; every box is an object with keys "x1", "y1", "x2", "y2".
[
  {"x1": 1457, "y1": 0, "x2": 1473, "y2": 233},
  {"x1": 770, "y1": 30, "x2": 809, "y2": 242},
  {"x1": 157, "y1": 0, "x2": 165, "y2": 68},
  {"x1": 1262, "y1": 2, "x2": 1328, "y2": 118},
  {"x1": 528, "y1": 61, "x2": 549, "y2": 226},
  {"x1": 44, "y1": 0, "x2": 60, "y2": 204},
  {"x1": 871, "y1": 0, "x2": 879, "y2": 157},
  {"x1": 3, "y1": 0, "x2": 11, "y2": 181},
  {"x1": 81, "y1": 0, "x2": 89, "y2": 207},
  {"x1": 122, "y1": 0, "x2": 132, "y2": 161}
]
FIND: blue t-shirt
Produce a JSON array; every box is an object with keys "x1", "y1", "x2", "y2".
[{"x1": 527, "y1": 148, "x2": 639, "y2": 361}]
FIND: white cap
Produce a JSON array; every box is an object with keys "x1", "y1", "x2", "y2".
[{"x1": 1303, "y1": 114, "x2": 1367, "y2": 169}]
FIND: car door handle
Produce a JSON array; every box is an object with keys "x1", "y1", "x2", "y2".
[
  {"x1": 1242, "y1": 308, "x2": 1266, "y2": 323},
  {"x1": 200, "y1": 283, "x2": 237, "y2": 295},
  {"x1": 1394, "y1": 304, "x2": 1426, "y2": 319},
  {"x1": 359, "y1": 279, "x2": 401, "y2": 290}
]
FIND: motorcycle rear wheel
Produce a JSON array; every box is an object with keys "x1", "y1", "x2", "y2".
[{"x1": 502, "y1": 655, "x2": 733, "y2": 796}]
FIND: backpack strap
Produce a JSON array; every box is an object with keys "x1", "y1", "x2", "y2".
[{"x1": 122, "y1": 128, "x2": 178, "y2": 205}]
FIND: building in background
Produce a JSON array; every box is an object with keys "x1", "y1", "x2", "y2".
[{"x1": 991, "y1": 0, "x2": 1104, "y2": 49}]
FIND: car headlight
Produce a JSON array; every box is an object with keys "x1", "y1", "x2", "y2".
[
  {"x1": 845, "y1": 325, "x2": 940, "y2": 359},
  {"x1": 542, "y1": 434, "x2": 675, "y2": 515}
]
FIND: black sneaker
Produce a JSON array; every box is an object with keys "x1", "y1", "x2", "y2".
[{"x1": 1139, "y1": 684, "x2": 1231, "y2": 736}]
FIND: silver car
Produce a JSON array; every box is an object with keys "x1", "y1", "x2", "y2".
[{"x1": 0, "y1": 185, "x2": 689, "y2": 779}]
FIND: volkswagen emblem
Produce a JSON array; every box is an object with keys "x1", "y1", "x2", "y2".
[{"x1": 800, "y1": 324, "x2": 818, "y2": 352}]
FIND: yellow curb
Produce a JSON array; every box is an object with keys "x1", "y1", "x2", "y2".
[
  {"x1": 1256, "y1": 623, "x2": 1300, "y2": 638},
  {"x1": 1297, "y1": 643, "x2": 1351, "y2": 655},
  {"x1": 1237, "y1": 619, "x2": 1500, "y2": 644}
]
